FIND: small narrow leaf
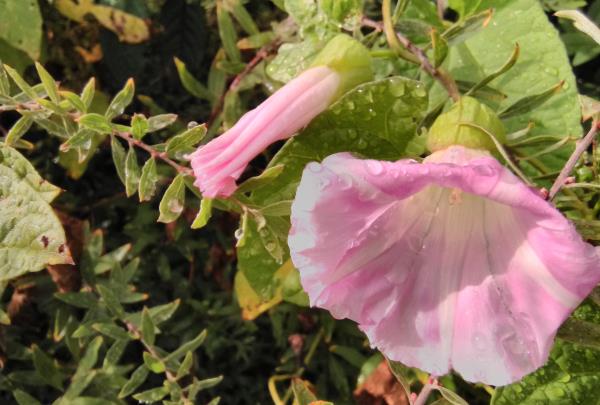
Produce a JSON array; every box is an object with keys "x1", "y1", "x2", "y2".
[
  {"x1": 103, "y1": 339, "x2": 128, "y2": 366},
  {"x1": 105, "y1": 78, "x2": 135, "y2": 120},
  {"x1": 499, "y1": 81, "x2": 564, "y2": 119},
  {"x1": 80, "y1": 78, "x2": 96, "y2": 110},
  {"x1": 437, "y1": 386, "x2": 469, "y2": 405},
  {"x1": 292, "y1": 378, "x2": 318, "y2": 405},
  {"x1": 217, "y1": 4, "x2": 241, "y2": 62},
  {"x1": 125, "y1": 147, "x2": 140, "y2": 197},
  {"x1": 138, "y1": 158, "x2": 158, "y2": 202},
  {"x1": 132, "y1": 386, "x2": 169, "y2": 403},
  {"x1": 32, "y1": 345, "x2": 63, "y2": 390},
  {"x1": 131, "y1": 114, "x2": 149, "y2": 139},
  {"x1": 166, "y1": 124, "x2": 207, "y2": 155},
  {"x1": 141, "y1": 308, "x2": 156, "y2": 346},
  {"x1": 92, "y1": 323, "x2": 131, "y2": 340},
  {"x1": 174, "y1": 58, "x2": 213, "y2": 101},
  {"x1": 147, "y1": 114, "x2": 178, "y2": 132},
  {"x1": 236, "y1": 164, "x2": 285, "y2": 194},
  {"x1": 158, "y1": 174, "x2": 186, "y2": 223},
  {"x1": 35, "y1": 62, "x2": 60, "y2": 103},
  {"x1": 3, "y1": 64, "x2": 37, "y2": 100},
  {"x1": 191, "y1": 198, "x2": 213, "y2": 229},
  {"x1": 13, "y1": 390, "x2": 42, "y2": 405},
  {"x1": 118, "y1": 365, "x2": 149, "y2": 398},
  {"x1": 97, "y1": 284, "x2": 125, "y2": 318},
  {"x1": 59, "y1": 129, "x2": 95, "y2": 153},
  {"x1": 143, "y1": 352, "x2": 165, "y2": 373},
  {"x1": 176, "y1": 351, "x2": 194, "y2": 379},
  {"x1": 164, "y1": 329, "x2": 207, "y2": 363},
  {"x1": 0, "y1": 63, "x2": 10, "y2": 95},
  {"x1": 60, "y1": 91, "x2": 87, "y2": 112},
  {"x1": 111, "y1": 136, "x2": 127, "y2": 185},
  {"x1": 465, "y1": 44, "x2": 520, "y2": 97},
  {"x1": 5, "y1": 116, "x2": 33, "y2": 146},
  {"x1": 229, "y1": 1, "x2": 259, "y2": 35},
  {"x1": 78, "y1": 113, "x2": 113, "y2": 134}
]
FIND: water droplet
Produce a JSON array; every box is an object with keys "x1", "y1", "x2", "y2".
[
  {"x1": 390, "y1": 81, "x2": 405, "y2": 97},
  {"x1": 472, "y1": 333, "x2": 487, "y2": 351},
  {"x1": 338, "y1": 174, "x2": 354, "y2": 190},
  {"x1": 474, "y1": 165, "x2": 495, "y2": 176},
  {"x1": 548, "y1": 387, "x2": 565, "y2": 398},
  {"x1": 234, "y1": 228, "x2": 244, "y2": 240},
  {"x1": 365, "y1": 161, "x2": 385, "y2": 176},
  {"x1": 318, "y1": 177, "x2": 330, "y2": 190},
  {"x1": 307, "y1": 162, "x2": 323, "y2": 173}
]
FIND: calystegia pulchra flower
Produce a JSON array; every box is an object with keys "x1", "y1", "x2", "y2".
[
  {"x1": 189, "y1": 34, "x2": 373, "y2": 198},
  {"x1": 288, "y1": 97, "x2": 600, "y2": 385}
]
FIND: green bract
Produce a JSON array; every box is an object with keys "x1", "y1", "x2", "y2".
[
  {"x1": 310, "y1": 34, "x2": 373, "y2": 99},
  {"x1": 427, "y1": 96, "x2": 506, "y2": 153}
]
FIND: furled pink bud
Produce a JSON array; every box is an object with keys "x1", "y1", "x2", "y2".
[
  {"x1": 288, "y1": 146, "x2": 600, "y2": 386},
  {"x1": 189, "y1": 34, "x2": 373, "y2": 198}
]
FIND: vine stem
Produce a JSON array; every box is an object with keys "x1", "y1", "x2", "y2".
[
  {"x1": 549, "y1": 121, "x2": 599, "y2": 200},
  {"x1": 115, "y1": 131, "x2": 193, "y2": 177},
  {"x1": 363, "y1": 14, "x2": 460, "y2": 102}
]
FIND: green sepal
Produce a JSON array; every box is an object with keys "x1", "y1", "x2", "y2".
[{"x1": 427, "y1": 96, "x2": 506, "y2": 153}]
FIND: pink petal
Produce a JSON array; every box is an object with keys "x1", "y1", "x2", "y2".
[
  {"x1": 288, "y1": 146, "x2": 600, "y2": 386},
  {"x1": 189, "y1": 66, "x2": 340, "y2": 198}
]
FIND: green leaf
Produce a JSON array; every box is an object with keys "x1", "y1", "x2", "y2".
[
  {"x1": 449, "y1": 0, "x2": 483, "y2": 19},
  {"x1": 0, "y1": 145, "x2": 71, "y2": 281},
  {"x1": 174, "y1": 57, "x2": 213, "y2": 101},
  {"x1": 166, "y1": 124, "x2": 207, "y2": 155},
  {"x1": 105, "y1": 78, "x2": 135, "y2": 120},
  {"x1": 138, "y1": 158, "x2": 158, "y2": 202},
  {"x1": 143, "y1": 351, "x2": 165, "y2": 373},
  {"x1": 78, "y1": 113, "x2": 113, "y2": 134},
  {"x1": 103, "y1": 339, "x2": 128, "y2": 366},
  {"x1": 141, "y1": 308, "x2": 156, "y2": 346},
  {"x1": 330, "y1": 345, "x2": 367, "y2": 368},
  {"x1": 34, "y1": 62, "x2": 59, "y2": 103},
  {"x1": 444, "y1": 0, "x2": 582, "y2": 172},
  {"x1": 0, "y1": 0, "x2": 42, "y2": 59},
  {"x1": 189, "y1": 375, "x2": 223, "y2": 391},
  {"x1": 147, "y1": 114, "x2": 178, "y2": 132},
  {"x1": 292, "y1": 378, "x2": 318, "y2": 405},
  {"x1": 59, "y1": 129, "x2": 95, "y2": 154},
  {"x1": 132, "y1": 387, "x2": 169, "y2": 403},
  {"x1": 386, "y1": 359, "x2": 412, "y2": 398},
  {"x1": 110, "y1": 136, "x2": 127, "y2": 185},
  {"x1": 499, "y1": 81, "x2": 564, "y2": 119},
  {"x1": 118, "y1": 365, "x2": 149, "y2": 398},
  {"x1": 217, "y1": 4, "x2": 241, "y2": 62},
  {"x1": 191, "y1": 198, "x2": 213, "y2": 229},
  {"x1": 80, "y1": 78, "x2": 95, "y2": 111},
  {"x1": 0, "y1": 62, "x2": 10, "y2": 95},
  {"x1": 158, "y1": 174, "x2": 186, "y2": 223},
  {"x1": 236, "y1": 164, "x2": 285, "y2": 194},
  {"x1": 125, "y1": 147, "x2": 140, "y2": 197},
  {"x1": 131, "y1": 114, "x2": 149, "y2": 139},
  {"x1": 97, "y1": 285, "x2": 125, "y2": 318},
  {"x1": 64, "y1": 337, "x2": 103, "y2": 399},
  {"x1": 13, "y1": 390, "x2": 42, "y2": 405},
  {"x1": 32, "y1": 345, "x2": 63, "y2": 390},
  {"x1": 92, "y1": 323, "x2": 131, "y2": 340},
  {"x1": 60, "y1": 91, "x2": 87, "y2": 112},
  {"x1": 176, "y1": 351, "x2": 194, "y2": 379},
  {"x1": 238, "y1": 77, "x2": 427, "y2": 297},
  {"x1": 437, "y1": 386, "x2": 468, "y2": 405},
  {"x1": 5, "y1": 116, "x2": 33, "y2": 146},
  {"x1": 228, "y1": 0, "x2": 259, "y2": 35},
  {"x1": 3, "y1": 64, "x2": 37, "y2": 100},
  {"x1": 55, "y1": 291, "x2": 97, "y2": 308},
  {"x1": 164, "y1": 329, "x2": 207, "y2": 363},
  {"x1": 431, "y1": 28, "x2": 448, "y2": 68},
  {"x1": 266, "y1": 38, "x2": 322, "y2": 83}
]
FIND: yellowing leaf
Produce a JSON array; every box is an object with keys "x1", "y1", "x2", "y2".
[{"x1": 54, "y1": 0, "x2": 150, "y2": 44}]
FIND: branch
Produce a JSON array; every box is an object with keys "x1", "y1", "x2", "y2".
[
  {"x1": 115, "y1": 131, "x2": 193, "y2": 177},
  {"x1": 549, "y1": 121, "x2": 599, "y2": 200},
  {"x1": 362, "y1": 15, "x2": 460, "y2": 101},
  {"x1": 413, "y1": 377, "x2": 438, "y2": 405}
]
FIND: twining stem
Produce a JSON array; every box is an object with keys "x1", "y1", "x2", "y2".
[
  {"x1": 115, "y1": 131, "x2": 192, "y2": 176},
  {"x1": 365, "y1": 3, "x2": 460, "y2": 102},
  {"x1": 549, "y1": 121, "x2": 599, "y2": 200}
]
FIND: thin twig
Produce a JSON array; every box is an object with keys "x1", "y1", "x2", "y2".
[
  {"x1": 116, "y1": 131, "x2": 193, "y2": 176},
  {"x1": 362, "y1": 16, "x2": 460, "y2": 101},
  {"x1": 549, "y1": 121, "x2": 599, "y2": 200},
  {"x1": 207, "y1": 39, "x2": 281, "y2": 129},
  {"x1": 413, "y1": 378, "x2": 438, "y2": 405}
]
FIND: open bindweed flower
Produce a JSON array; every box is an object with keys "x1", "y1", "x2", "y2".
[
  {"x1": 189, "y1": 34, "x2": 373, "y2": 198},
  {"x1": 288, "y1": 99, "x2": 600, "y2": 386}
]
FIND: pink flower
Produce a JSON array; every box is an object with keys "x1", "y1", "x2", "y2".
[
  {"x1": 288, "y1": 145, "x2": 600, "y2": 386},
  {"x1": 189, "y1": 66, "x2": 341, "y2": 198}
]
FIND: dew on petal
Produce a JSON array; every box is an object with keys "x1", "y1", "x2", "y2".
[
  {"x1": 307, "y1": 162, "x2": 323, "y2": 173},
  {"x1": 365, "y1": 160, "x2": 385, "y2": 176}
]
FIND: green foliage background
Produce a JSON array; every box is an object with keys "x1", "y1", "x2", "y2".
[{"x1": 0, "y1": 0, "x2": 600, "y2": 404}]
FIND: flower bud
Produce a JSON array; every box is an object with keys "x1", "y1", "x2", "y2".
[{"x1": 427, "y1": 96, "x2": 506, "y2": 153}]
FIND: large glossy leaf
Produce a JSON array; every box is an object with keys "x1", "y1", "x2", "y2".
[
  {"x1": 237, "y1": 77, "x2": 428, "y2": 298},
  {"x1": 441, "y1": 0, "x2": 581, "y2": 172},
  {"x1": 0, "y1": 145, "x2": 71, "y2": 281},
  {"x1": 0, "y1": 0, "x2": 42, "y2": 59},
  {"x1": 492, "y1": 302, "x2": 600, "y2": 405}
]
